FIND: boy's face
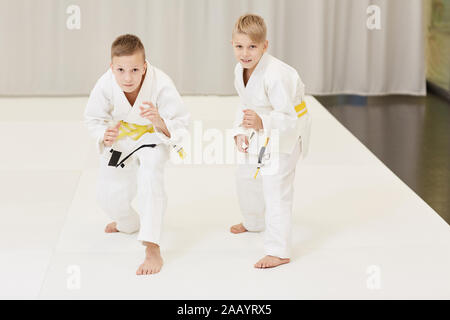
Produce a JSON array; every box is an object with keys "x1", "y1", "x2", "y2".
[
  {"x1": 110, "y1": 52, "x2": 147, "y2": 93},
  {"x1": 232, "y1": 33, "x2": 268, "y2": 71}
]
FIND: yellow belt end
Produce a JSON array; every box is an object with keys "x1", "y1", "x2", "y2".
[{"x1": 178, "y1": 148, "x2": 186, "y2": 159}]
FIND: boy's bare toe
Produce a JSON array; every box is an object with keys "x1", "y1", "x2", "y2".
[
  {"x1": 105, "y1": 222, "x2": 119, "y2": 233},
  {"x1": 136, "y1": 259, "x2": 163, "y2": 276},
  {"x1": 230, "y1": 223, "x2": 248, "y2": 234},
  {"x1": 254, "y1": 255, "x2": 290, "y2": 269}
]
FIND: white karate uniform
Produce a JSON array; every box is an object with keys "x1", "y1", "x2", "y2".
[
  {"x1": 84, "y1": 60, "x2": 189, "y2": 244},
  {"x1": 232, "y1": 53, "x2": 311, "y2": 258}
]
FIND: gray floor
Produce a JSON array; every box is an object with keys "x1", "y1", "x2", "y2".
[{"x1": 316, "y1": 93, "x2": 450, "y2": 225}]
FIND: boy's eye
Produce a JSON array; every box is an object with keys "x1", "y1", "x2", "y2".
[
  {"x1": 236, "y1": 45, "x2": 242, "y2": 48},
  {"x1": 118, "y1": 68, "x2": 124, "y2": 72},
  {"x1": 250, "y1": 45, "x2": 256, "y2": 49},
  {"x1": 133, "y1": 68, "x2": 138, "y2": 72}
]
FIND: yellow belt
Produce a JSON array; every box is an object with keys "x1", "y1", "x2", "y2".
[
  {"x1": 294, "y1": 101, "x2": 308, "y2": 118},
  {"x1": 252, "y1": 102, "x2": 307, "y2": 178},
  {"x1": 254, "y1": 137, "x2": 270, "y2": 179},
  {"x1": 117, "y1": 121, "x2": 155, "y2": 141},
  {"x1": 116, "y1": 120, "x2": 186, "y2": 160}
]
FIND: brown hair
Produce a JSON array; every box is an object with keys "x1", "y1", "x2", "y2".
[
  {"x1": 111, "y1": 34, "x2": 146, "y2": 60},
  {"x1": 232, "y1": 14, "x2": 267, "y2": 43}
]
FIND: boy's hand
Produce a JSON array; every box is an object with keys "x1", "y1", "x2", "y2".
[
  {"x1": 103, "y1": 122, "x2": 121, "y2": 147},
  {"x1": 235, "y1": 134, "x2": 249, "y2": 153},
  {"x1": 242, "y1": 109, "x2": 263, "y2": 130},
  {"x1": 139, "y1": 101, "x2": 164, "y2": 128},
  {"x1": 139, "y1": 101, "x2": 171, "y2": 138}
]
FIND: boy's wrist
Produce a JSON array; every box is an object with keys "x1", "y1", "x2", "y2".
[{"x1": 155, "y1": 119, "x2": 171, "y2": 138}]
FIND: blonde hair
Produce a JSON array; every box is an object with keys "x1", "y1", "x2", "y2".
[
  {"x1": 232, "y1": 14, "x2": 267, "y2": 43},
  {"x1": 111, "y1": 34, "x2": 146, "y2": 60}
]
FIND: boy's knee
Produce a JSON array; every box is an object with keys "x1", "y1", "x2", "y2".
[{"x1": 97, "y1": 186, "x2": 132, "y2": 214}]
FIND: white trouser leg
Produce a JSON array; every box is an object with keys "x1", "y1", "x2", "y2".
[
  {"x1": 135, "y1": 145, "x2": 169, "y2": 245},
  {"x1": 236, "y1": 163, "x2": 265, "y2": 232},
  {"x1": 97, "y1": 152, "x2": 140, "y2": 234},
  {"x1": 261, "y1": 139, "x2": 302, "y2": 259}
]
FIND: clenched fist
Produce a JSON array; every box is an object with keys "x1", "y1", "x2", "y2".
[
  {"x1": 242, "y1": 109, "x2": 263, "y2": 131},
  {"x1": 103, "y1": 122, "x2": 121, "y2": 147},
  {"x1": 234, "y1": 134, "x2": 249, "y2": 153}
]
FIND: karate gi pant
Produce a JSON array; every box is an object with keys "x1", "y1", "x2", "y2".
[
  {"x1": 96, "y1": 144, "x2": 169, "y2": 245},
  {"x1": 236, "y1": 138, "x2": 302, "y2": 259}
]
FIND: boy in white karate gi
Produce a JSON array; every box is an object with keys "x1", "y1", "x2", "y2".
[
  {"x1": 230, "y1": 14, "x2": 311, "y2": 268},
  {"x1": 84, "y1": 34, "x2": 189, "y2": 275}
]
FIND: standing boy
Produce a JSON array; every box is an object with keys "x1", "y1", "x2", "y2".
[{"x1": 230, "y1": 14, "x2": 311, "y2": 268}]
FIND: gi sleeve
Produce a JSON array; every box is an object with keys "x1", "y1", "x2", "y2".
[
  {"x1": 84, "y1": 76, "x2": 113, "y2": 154},
  {"x1": 153, "y1": 80, "x2": 190, "y2": 146},
  {"x1": 260, "y1": 71, "x2": 305, "y2": 136},
  {"x1": 231, "y1": 105, "x2": 252, "y2": 138}
]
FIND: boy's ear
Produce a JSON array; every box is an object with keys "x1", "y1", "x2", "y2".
[
  {"x1": 142, "y1": 62, "x2": 147, "y2": 75},
  {"x1": 264, "y1": 40, "x2": 269, "y2": 51}
]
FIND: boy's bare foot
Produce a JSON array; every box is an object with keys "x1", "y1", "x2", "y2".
[
  {"x1": 105, "y1": 222, "x2": 119, "y2": 233},
  {"x1": 136, "y1": 242, "x2": 163, "y2": 275},
  {"x1": 230, "y1": 223, "x2": 248, "y2": 234},
  {"x1": 254, "y1": 255, "x2": 290, "y2": 269}
]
